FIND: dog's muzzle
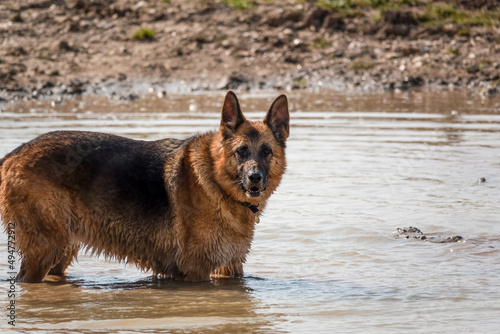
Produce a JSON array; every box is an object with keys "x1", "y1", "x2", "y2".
[{"x1": 241, "y1": 171, "x2": 267, "y2": 198}]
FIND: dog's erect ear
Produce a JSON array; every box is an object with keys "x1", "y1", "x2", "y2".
[
  {"x1": 220, "y1": 91, "x2": 246, "y2": 139},
  {"x1": 264, "y1": 95, "x2": 289, "y2": 146}
]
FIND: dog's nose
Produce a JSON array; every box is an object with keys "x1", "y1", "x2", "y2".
[{"x1": 248, "y1": 171, "x2": 263, "y2": 183}]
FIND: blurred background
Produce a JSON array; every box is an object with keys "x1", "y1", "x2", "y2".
[{"x1": 0, "y1": 0, "x2": 499, "y2": 101}]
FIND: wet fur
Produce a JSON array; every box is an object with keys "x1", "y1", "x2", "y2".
[{"x1": 0, "y1": 91, "x2": 289, "y2": 283}]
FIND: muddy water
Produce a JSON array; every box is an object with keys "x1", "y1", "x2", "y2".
[{"x1": 1, "y1": 91, "x2": 499, "y2": 333}]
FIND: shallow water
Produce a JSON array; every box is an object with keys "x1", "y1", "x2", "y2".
[{"x1": 1, "y1": 90, "x2": 499, "y2": 333}]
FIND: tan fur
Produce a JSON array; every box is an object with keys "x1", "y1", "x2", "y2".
[{"x1": 0, "y1": 91, "x2": 289, "y2": 283}]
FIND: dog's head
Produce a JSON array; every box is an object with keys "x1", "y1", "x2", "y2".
[{"x1": 212, "y1": 91, "x2": 289, "y2": 203}]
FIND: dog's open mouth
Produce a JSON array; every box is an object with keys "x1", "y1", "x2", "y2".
[{"x1": 241, "y1": 185, "x2": 265, "y2": 197}]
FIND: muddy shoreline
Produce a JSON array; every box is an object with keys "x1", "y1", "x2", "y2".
[{"x1": 1, "y1": 0, "x2": 499, "y2": 103}]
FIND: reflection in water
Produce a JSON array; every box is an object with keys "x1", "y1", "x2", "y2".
[
  {"x1": 16, "y1": 277, "x2": 274, "y2": 333},
  {"x1": 1, "y1": 90, "x2": 500, "y2": 333}
]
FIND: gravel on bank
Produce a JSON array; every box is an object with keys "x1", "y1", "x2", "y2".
[{"x1": 1, "y1": 0, "x2": 499, "y2": 102}]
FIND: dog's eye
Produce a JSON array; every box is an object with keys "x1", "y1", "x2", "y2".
[
  {"x1": 235, "y1": 145, "x2": 249, "y2": 158},
  {"x1": 261, "y1": 145, "x2": 273, "y2": 157}
]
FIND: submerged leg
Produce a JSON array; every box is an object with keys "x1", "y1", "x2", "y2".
[
  {"x1": 17, "y1": 245, "x2": 65, "y2": 283},
  {"x1": 48, "y1": 243, "x2": 80, "y2": 276}
]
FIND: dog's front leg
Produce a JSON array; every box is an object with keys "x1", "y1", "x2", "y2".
[
  {"x1": 211, "y1": 260, "x2": 244, "y2": 278},
  {"x1": 182, "y1": 264, "x2": 212, "y2": 282}
]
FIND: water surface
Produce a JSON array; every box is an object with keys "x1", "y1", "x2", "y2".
[{"x1": 1, "y1": 91, "x2": 499, "y2": 333}]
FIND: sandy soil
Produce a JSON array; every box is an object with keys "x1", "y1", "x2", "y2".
[{"x1": 0, "y1": 0, "x2": 499, "y2": 101}]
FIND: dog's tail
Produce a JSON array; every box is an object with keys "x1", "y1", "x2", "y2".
[
  {"x1": 0, "y1": 143, "x2": 26, "y2": 190},
  {"x1": 0, "y1": 156, "x2": 5, "y2": 188},
  {"x1": 0, "y1": 152, "x2": 10, "y2": 187}
]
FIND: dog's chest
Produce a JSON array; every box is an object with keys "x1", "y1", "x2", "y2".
[{"x1": 212, "y1": 211, "x2": 255, "y2": 263}]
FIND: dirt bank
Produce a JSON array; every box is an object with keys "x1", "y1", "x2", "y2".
[{"x1": 1, "y1": 0, "x2": 499, "y2": 102}]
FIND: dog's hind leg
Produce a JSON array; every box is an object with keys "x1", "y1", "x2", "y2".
[
  {"x1": 16, "y1": 238, "x2": 71, "y2": 283},
  {"x1": 48, "y1": 243, "x2": 80, "y2": 276},
  {"x1": 8, "y1": 204, "x2": 72, "y2": 283},
  {"x1": 17, "y1": 247, "x2": 64, "y2": 283}
]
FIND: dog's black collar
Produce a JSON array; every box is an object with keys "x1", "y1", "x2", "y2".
[{"x1": 240, "y1": 202, "x2": 259, "y2": 214}]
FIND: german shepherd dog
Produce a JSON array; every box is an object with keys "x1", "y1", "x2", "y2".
[{"x1": 0, "y1": 91, "x2": 289, "y2": 283}]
